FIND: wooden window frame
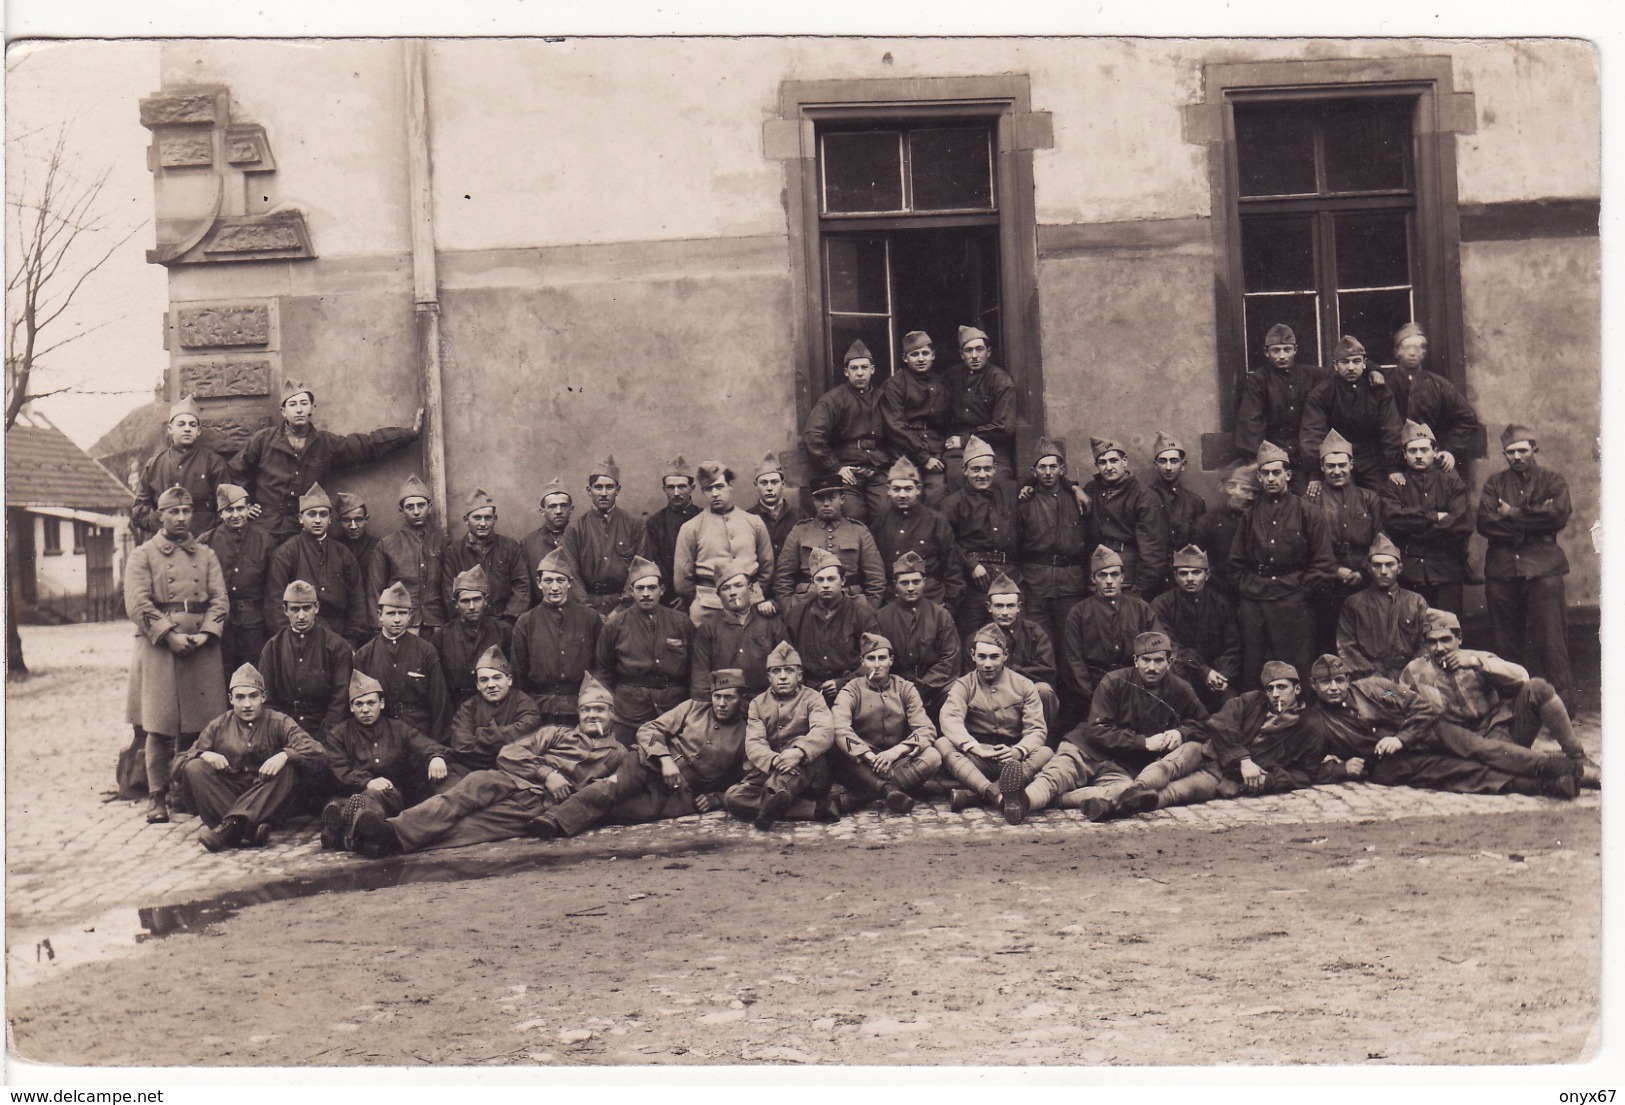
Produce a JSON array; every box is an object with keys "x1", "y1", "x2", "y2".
[{"x1": 42, "y1": 516, "x2": 62, "y2": 557}]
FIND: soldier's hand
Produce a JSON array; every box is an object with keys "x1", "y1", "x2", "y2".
[
  {"x1": 1305, "y1": 480, "x2": 1322, "y2": 501},
  {"x1": 201, "y1": 751, "x2": 230, "y2": 771},
  {"x1": 366, "y1": 777, "x2": 394, "y2": 792},
  {"x1": 1239, "y1": 758, "x2": 1265, "y2": 790},
  {"x1": 1497, "y1": 499, "x2": 1517, "y2": 518},
  {"x1": 837, "y1": 466, "x2": 861, "y2": 487},
  {"x1": 1337, "y1": 567, "x2": 1362, "y2": 586},
  {"x1": 1207, "y1": 670, "x2": 1228, "y2": 692},
  {"x1": 1389, "y1": 472, "x2": 1408, "y2": 488},
  {"x1": 1345, "y1": 757, "x2": 1366, "y2": 778},
  {"x1": 247, "y1": 503, "x2": 264, "y2": 520},
  {"x1": 660, "y1": 759, "x2": 684, "y2": 789},
  {"x1": 820, "y1": 679, "x2": 840, "y2": 702},
  {"x1": 1072, "y1": 485, "x2": 1091, "y2": 513},
  {"x1": 259, "y1": 751, "x2": 289, "y2": 777},
  {"x1": 944, "y1": 436, "x2": 964, "y2": 451},
  {"x1": 413, "y1": 407, "x2": 426, "y2": 434},
  {"x1": 756, "y1": 599, "x2": 778, "y2": 617},
  {"x1": 1375, "y1": 736, "x2": 1404, "y2": 757},
  {"x1": 165, "y1": 631, "x2": 194, "y2": 656},
  {"x1": 427, "y1": 757, "x2": 448, "y2": 781},
  {"x1": 1452, "y1": 651, "x2": 1483, "y2": 670},
  {"x1": 1016, "y1": 484, "x2": 1034, "y2": 502},
  {"x1": 1437, "y1": 450, "x2": 1456, "y2": 472},
  {"x1": 873, "y1": 745, "x2": 908, "y2": 773},
  {"x1": 1368, "y1": 370, "x2": 1386, "y2": 387},
  {"x1": 544, "y1": 771, "x2": 573, "y2": 802},
  {"x1": 924, "y1": 457, "x2": 946, "y2": 473},
  {"x1": 693, "y1": 791, "x2": 723, "y2": 813},
  {"x1": 983, "y1": 743, "x2": 1017, "y2": 765},
  {"x1": 970, "y1": 564, "x2": 989, "y2": 584}
]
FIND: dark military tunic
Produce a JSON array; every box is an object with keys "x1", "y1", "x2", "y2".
[
  {"x1": 1477, "y1": 463, "x2": 1572, "y2": 581},
  {"x1": 1300, "y1": 375, "x2": 1404, "y2": 488},
  {"x1": 1205, "y1": 692, "x2": 1326, "y2": 791},
  {"x1": 943, "y1": 363, "x2": 1017, "y2": 463},
  {"x1": 266, "y1": 532, "x2": 370, "y2": 645},
  {"x1": 1311, "y1": 481, "x2": 1384, "y2": 574},
  {"x1": 257, "y1": 624, "x2": 354, "y2": 737},
  {"x1": 1016, "y1": 482, "x2": 1090, "y2": 601},
  {"x1": 940, "y1": 481, "x2": 1020, "y2": 576},
  {"x1": 597, "y1": 603, "x2": 694, "y2": 726},
  {"x1": 748, "y1": 499, "x2": 808, "y2": 560},
  {"x1": 803, "y1": 382, "x2": 890, "y2": 474},
  {"x1": 875, "y1": 598, "x2": 961, "y2": 697},
  {"x1": 878, "y1": 367, "x2": 949, "y2": 470},
  {"x1": 228, "y1": 421, "x2": 418, "y2": 539},
  {"x1": 774, "y1": 517, "x2": 887, "y2": 603},
  {"x1": 367, "y1": 525, "x2": 449, "y2": 629},
  {"x1": 510, "y1": 599, "x2": 603, "y2": 720},
  {"x1": 198, "y1": 522, "x2": 276, "y2": 673},
  {"x1": 1233, "y1": 362, "x2": 1329, "y2": 472},
  {"x1": 1336, "y1": 585, "x2": 1429, "y2": 680},
  {"x1": 323, "y1": 714, "x2": 450, "y2": 792},
  {"x1": 871, "y1": 503, "x2": 963, "y2": 605},
  {"x1": 641, "y1": 502, "x2": 702, "y2": 597},
  {"x1": 133, "y1": 443, "x2": 230, "y2": 541},
  {"x1": 781, "y1": 594, "x2": 880, "y2": 688},
  {"x1": 1061, "y1": 592, "x2": 1165, "y2": 703},
  {"x1": 441, "y1": 532, "x2": 531, "y2": 624},
  {"x1": 1082, "y1": 475, "x2": 1169, "y2": 595},
  {"x1": 338, "y1": 531, "x2": 380, "y2": 588},
  {"x1": 1380, "y1": 467, "x2": 1471, "y2": 586},
  {"x1": 518, "y1": 524, "x2": 575, "y2": 609},
  {"x1": 964, "y1": 616, "x2": 1055, "y2": 688},
  {"x1": 1198, "y1": 504, "x2": 1247, "y2": 597},
  {"x1": 353, "y1": 631, "x2": 450, "y2": 740},
  {"x1": 1387, "y1": 367, "x2": 1483, "y2": 460},
  {"x1": 430, "y1": 616, "x2": 512, "y2": 708},
  {"x1": 1149, "y1": 481, "x2": 1207, "y2": 566},
  {"x1": 691, "y1": 608, "x2": 785, "y2": 701},
  {"x1": 560, "y1": 506, "x2": 644, "y2": 606},
  {"x1": 1150, "y1": 587, "x2": 1242, "y2": 689},
  {"x1": 1227, "y1": 491, "x2": 1338, "y2": 602},
  {"x1": 444, "y1": 689, "x2": 543, "y2": 773},
  {"x1": 1076, "y1": 667, "x2": 1209, "y2": 776}
]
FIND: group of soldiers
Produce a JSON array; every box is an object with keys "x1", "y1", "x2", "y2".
[{"x1": 121, "y1": 319, "x2": 1595, "y2": 856}]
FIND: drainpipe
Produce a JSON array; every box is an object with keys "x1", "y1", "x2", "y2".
[{"x1": 405, "y1": 39, "x2": 449, "y2": 523}]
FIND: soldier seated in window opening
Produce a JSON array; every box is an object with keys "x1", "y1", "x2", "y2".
[
  {"x1": 1380, "y1": 420, "x2": 1471, "y2": 617},
  {"x1": 1387, "y1": 323, "x2": 1483, "y2": 471},
  {"x1": 1233, "y1": 323, "x2": 1327, "y2": 496},
  {"x1": 1150, "y1": 544, "x2": 1241, "y2": 714},
  {"x1": 934, "y1": 624, "x2": 1054, "y2": 813},
  {"x1": 723, "y1": 641, "x2": 842, "y2": 830},
  {"x1": 1300, "y1": 336, "x2": 1404, "y2": 493},
  {"x1": 430, "y1": 565, "x2": 512, "y2": 710},
  {"x1": 878, "y1": 329, "x2": 951, "y2": 509},
  {"x1": 803, "y1": 339, "x2": 892, "y2": 524},
  {"x1": 1335, "y1": 533, "x2": 1428, "y2": 682},
  {"x1": 440, "y1": 487, "x2": 531, "y2": 626}
]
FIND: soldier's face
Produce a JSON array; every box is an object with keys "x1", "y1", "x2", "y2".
[
  {"x1": 230, "y1": 686, "x2": 265, "y2": 722},
  {"x1": 301, "y1": 507, "x2": 331, "y2": 539},
  {"x1": 588, "y1": 477, "x2": 621, "y2": 512},
  {"x1": 1321, "y1": 455, "x2": 1353, "y2": 488},
  {"x1": 456, "y1": 591, "x2": 488, "y2": 623},
  {"x1": 961, "y1": 338, "x2": 990, "y2": 371},
  {"x1": 844, "y1": 358, "x2": 876, "y2": 389},
  {"x1": 281, "y1": 393, "x2": 315, "y2": 427},
  {"x1": 1093, "y1": 565, "x2": 1123, "y2": 599},
  {"x1": 718, "y1": 575, "x2": 751, "y2": 612},
  {"x1": 465, "y1": 507, "x2": 497, "y2": 540},
  {"x1": 285, "y1": 601, "x2": 319, "y2": 633},
  {"x1": 160, "y1": 504, "x2": 193, "y2": 538},
  {"x1": 1265, "y1": 679, "x2": 1300, "y2": 712},
  {"x1": 1154, "y1": 451, "x2": 1185, "y2": 484},
  {"x1": 703, "y1": 478, "x2": 734, "y2": 513},
  {"x1": 475, "y1": 667, "x2": 512, "y2": 703},
  {"x1": 662, "y1": 478, "x2": 694, "y2": 509},
  {"x1": 767, "y1": 664, "x2": 802, "y2": 695},
  {"x1": 812, "y1": 566, "x2": 844, "y2": 602},
  {"x1": 1368, "y1": 556, "x2": 1401, "y2": 590},
  {"x1": 1426, "y1": 628, "x2": 1461, "y2": 664},
  {"x1": 378, "y1": 604, "x2": 412, "y2": 636},
  {"x1": 1224, "y1": 478, "x2": 1258, "y2": 511},
  {"x1": 1503, "y1": 441, "x2": 1536, "y2": 474},
  {"x1": 1394, "y1": 336, "x2": 1427, "y2": 370},
  {"x1": 1265, "y1": 343, "x2": 1297, "y2": 370},
  {"x1": 1134, "y1": 650, "x2": 1170, "y2": 684},
  {"x1": 893, "y1": 571, "x2": 925, "y2": 603},
  {"x1": 538, "y1": 570, "x2": 572, "y2": 607},
  {"x1": 1313, "y1": 674, "x2": 1350, "y2": 705},
  {"x1": 1033, "y1": 457, "x2": 1062, "y2": 488},
  {"x1": 972, "y1": 643, "x2": 1006, "y2": 681},
  {"x1": 813, "y1": 491, "x2": 844, "y2": 521},
  {"x1": 710, "y1": 687, "x2": 744, "y2": 722},
  {"x1": 631, "y1": 578, "x2": 663, "y2": 610},
  {"x1": 340, "y1": 511, "x2": 369, "y2": 539},
  {"x1": 1405, "y1": 440, "x2": 1436, "y2": 472},
  {"x1": 220, "y1": 501, "x2": 251, "y2": 530},
  {"x1": 904, "y1": 345, "x2": 935, "y2": 372},
  {"x1": 1095, "y1": 451, "x2": 1128, "y2": 484},
  {"x1": 541, "y1": 496, "x2": 573, "y2": 531},
  {"x1": 1257, "y1": 463, "x2": 1290, "y2": 496},
  {"x1": 350, "y1": 691, "x2": 384, "y2": 726},
  {"x1": 965, "y1": 459, "x2": 995, "y2": 491},
  {"x1": 1174, "y1": 566, "x2": 1208, "y2": 594},
  {"x1": 1334, "y1": 355, "x2": 1367, "y2": 384},
  {"x1": 168, "y1": 415, "x2": 201, "y2": 448},
  {"x1": 861, "y1": 648, "x2": 893, "y2": 682},
  {"x1": 577, "y1": 702, "x2": 612, "y2": 736},
  {"x1": 400, "y1": 496, "x2": 431, "y2": 527},
  {"x1": 754, "y1": 472, "x2": 784, "y2": 507},
  {"x1": 887, "y1": 479, "x2": 920, "y2": 510},
  {"x1": 987, "y1": 594, "x2": 1020, "y2": 628}
]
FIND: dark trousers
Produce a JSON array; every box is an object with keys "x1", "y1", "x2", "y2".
[
  {"x1": 536, "y1": 758, "x2": 702, "y2": 837},
  {"x1": 1237, "y1": 593, "x2": 1314, "y2": 691},
  {"x1": 1025, "y1": 592, "x2": 1082, "y2": 666},
  {"x1": 218, "y1": 623, "x2": 268, "y2": 687},
  {"x1": 1370, "y1": 751, "x2": 1529, "y2": 795},
  {"x1": 1432, "y1": 678, "x2": 1581, "y2": 777},
  {"x1": 1486, "y1": 575, "x2": 1573, "y2": 705},
  {"x1": 829, "y1": 744, "x2": 944, "y2": 805},
  {"x1": 145, "y1": 731, "x2": 198, "y2": 794},
  {"x1": 1411, "y1": 581, "x2": 1464, "y2": 618},
  {"x1": 1309, "y1": 585, "x2": 1359, "y2": 657},
  {"x1": 181, "y1": 759, "x2": 301, "y2": 828},
  {"x1": 390, "y1": 769, "x2": 547, "y2": 852},
  {"x1": 723, "y1": 758, "x2": 833, "y2": 822}
]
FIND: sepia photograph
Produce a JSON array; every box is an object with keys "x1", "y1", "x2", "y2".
[{"x1": 3, "y1": 11, "x2": 1609, "y2": 1088}]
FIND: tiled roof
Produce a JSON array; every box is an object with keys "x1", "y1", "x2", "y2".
[{"x1": 6, "y1": 409, "x2": 134, "y2": 512}]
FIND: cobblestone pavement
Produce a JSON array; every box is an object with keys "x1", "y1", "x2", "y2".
[{"x1": 5, "y1": 623, "x2": 1602, "y2": 940}]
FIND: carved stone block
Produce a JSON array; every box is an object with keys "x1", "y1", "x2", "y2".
[
  {"x1": 139, "y1": 90, "x2": 222, "y2": 128},
  {"x1": 178, "y1": 358, "x2": 272, "y2": 398},
  {"x1": 157, "y1": 133, "x2": 214, "y2": 169},
  {"x1": 176, "y1": 305, "x2": 272, "y2": 349},
  {"x1": 197, "y1": 213, "x2": 315, "y2": 263},
  {"x1": 224, "y1": 125, "x2": 275, "y2": 169},
  {"x1": 199, "y1": 412, "x2": 274, "y2": 454}
]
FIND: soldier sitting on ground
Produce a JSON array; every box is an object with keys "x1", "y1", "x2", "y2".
[
  {"x1": 319, "y1": 669, "x2": 453, "y2": 850},
  {"x1": 828, "y1": 632, "x2": 943, "y2": 815},
  {"x1": 935, "y1": 624, "x2": 1054, "y2": 813},
  {"x1": 1204, "y1": 661, "x2": 1328, "y2": 797},
  {"x1": 723, "y1": 641, "x2": 841, "y2": 830}
]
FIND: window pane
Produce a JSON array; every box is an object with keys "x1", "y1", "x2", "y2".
[
  {"x1": 1323, "y1": 100, "x2": 1412, "y2": 193},
  {"x1": 1241, "y1": 215, "x2": 1316, "y2": 293},
  {"x1": 828, "y1": 316, "x2": 893, "y2": 380},
  {"x1": 1234, "y1": 103, "x2": 1317, "y2": 197},
  {"x1": 1336, "y1": 289, "x2": 1413, "y2": 364},
  {"x1": 822, "y1": 131, "x2": 904, "y2": 213},
  {"x1": 909, "y1": 127, "x2": 994, "y2": 210},
  {"x1": 825, "y1": 237, "x2": 889, "y2": 315},
  {"x1": 1335, "y1": 212, "x2": 1411, "y2": 289},
  {"x1": 1244, "y1": 294, "x2": 1319, "y2": 368}
]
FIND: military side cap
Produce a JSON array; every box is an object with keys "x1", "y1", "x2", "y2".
[
  {"x1": 1090, "y1": 545, "x2": 1124, "y2": 573},
  {"x1": 1133, "y1": 630, "x2": 1173, "y2": 657},
  {"x1": 1319, "y1": 429, "x2": 1354, "y2": 461},
  {"x1": 537, "y1": 547, "x2": 574, "y2": 578},
  {"x1": 539, "y1": 476, "x2": 571, "y2": 506},
  {"x1": 1261, "y1": 660, "x2": 1300, "y2": 684},
  {"x1": 215, "y1": 483, "x2": 250, "y2": 509},
  {"x1": 349, "y1": 668, "x2": 385, "y2": 702},
  {"x1": 1256, "y1": 441, "x2": 1291, "y2": 468},
  {"x1": 986, "y1": 571, "x2": 1021, "y2": 598},
  {"x1": 1032, "y1": 436, "x2": 1065, "y2": 465},
  {"x1": 336, "y1": 491, "x2": 368, "y2": 517},
  {"x1": 810, "y1": 471, "x2": 846, "y2": 496},
  {"x1": 452, "y1": 564, "x2": 490, "y2": 596},
  {"x1": 962, "y1": 434, "x2": 996, "y2": 465},
  {"x1": 157, "y1": 485, "x2": 193, "y2": 510},
  {"x1": 1263, "y1": 323, "x2": 1296, "y2": 347},
  {"x1": 1090, "y1": 436, "x2": 1126, "y2": 461},
  {"x1": 710, "y1": 668, "x2": 748, "y2": 691},
  {"x1": 589, "y1": 455, "x2": 621, "y2": 484},
  {"x1": 755, "y1": 451, "x2": 785, "y2": 480},
  {"x1": 463, "y1": 487, "x2": 496, "y2": 516},
  {"x1": 1151, "y1": 430, "x2": 1185, "y2": 459},
  {"x1": 695, "y1": 460, "x2": 728, "y2": 487},
  {"x1": 714, "y1": 557, "x2": 752, "y2": 587},
  {"x1": 283, "y1": 579, "x2": 319, "y2": 604},
  {"x1": 1501, "y1": 423, "x2": 1537, "y2": 450},
  {"x1": 887, "y1": 456, "x2": 922, "y2": 485},
  {"x1": 1402, "y1": 420, "x2": 1435, "y2": 446},
  {"x1": 860, "y1": 631, "x2": 893, "y2": 656},
  {"x1": 1394, "y1": 321, "x2": 1426, "y2": 345},
  {"x1": 577, "y1": 671, "x2": 614, "y2": 708},
  {"x1": 807, "y1": 547, "x2": 844, "y2": 578},
  {"x1": 298, "y1": 482, "x2": 332, "y2": 512},
  {"x1": 474, "y1": 644, "x2": 512, "y2": 676},
  {"x1": 229, "y1": 663, "x2": 266, "y2": 692},
  {"x1": 397, "y1": 473, "x2": 432, "y2": 505},
  {"x1": 1310, "y1": 654, "x2": 1350, "y2": 682},
  {"x1": 625, "y1": 555, "x2": 662, "y2": 586},
  {"x1": 958, "y1": 324, "x2": 989, "y2": 347},
  {"x1": 892, "y1": 550, "x2": 927, "y2": 577},
  {"x1": 1367, "y1": 532, "x2": 1402, "y2": 563},
  {"x1": 1332, "y1": 335, "x2": 1366, "y2": 360},
  {"x1": 1423, "y1": 608, "x2": 1461, "y2": 634},
  {"x1": 168, "y1": 394, "x2": 200, "y2": 423},
  {"x1": 766, "y1": 640, "x2": 803, "y2": 669},
  {"x1": 280, "y1": 379, "x2": 314, "y2": 405},
  {"x1": 902, "y1": 330, "x2": 932, "y2": 353},
  {"x1": 378, "y1": 581, "x2": 414, "y2": 609},
  {"x1": 971, "y1": 623, "x2": 1010, "y2": 652},
  {"x1": 843, "y1": 339, "x2": 873, "y2": 365},
  {"x1": 1226, "y1": 463, "x2": 1261, "y2": 490},
  {"x1": 1171, "y1": 544, "x2": 1209, "y2": 569},
  {"x1": 663, "y1": 454, "x2": 691, "y2": 480}
]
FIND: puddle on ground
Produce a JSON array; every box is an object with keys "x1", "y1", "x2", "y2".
[{"x1": 8, "y1": 837, "x2": 730, "y2": 990}]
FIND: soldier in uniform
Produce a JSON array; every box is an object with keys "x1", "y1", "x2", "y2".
[
  {"x1": 518, "y1": 477, "x2": 576, "y2": 609},
  {"x1": 352, "y1": 581, "x2": 449, "y2": 742},
  {"x1": 265, "y1": 483, "x2": 370, "y2": 645},
  {"x1": 1305, "y1": 428, "x2": 1384, "y2": 652},
  {"x1": 1151, "y1": 545, "x2": 1241, "y2": 713},
  {"x1": 747, "y1": 451, "x2": 806, "y2": 560},
  {"x1": 640, "y1": 455, "x2": 700, "y2": 609},
  {"x1": 132, "y1": 395, "x2": 230, "y2": 542},
  {"x1": 934, "y1": 623, "x2": 1053, "y2": 812},
  {"x1": 1233, "y1": 323, "x2": 1327, "y2": 495},
  {"x1": 431, "y1": 565, "x2": 513, "y2": 710},
  {"x1": 1387, "y1": 323, "x2": 1483, "y2": 471},
  {"x1": 1197, "y1": 464, "x2": 1258, "y2": 598},
  {"x1": 334, "y1": 492, "x2": 379, "y2": 583},
  {"x1": 596, "y1": 555, "x2": 693, "y2": 745},
  {"x1": 943, "y1": 325, "x2": 1017, "y2": 484},
  {"x1": 561, "y1": 455, "x2": 643, "y2": 617},
  {"x1": 828, "y1": 632, "x2": 943, "y2": 813},
  {"x1": 1081, "y1": 436, "x2": 1168, "y2": 599},
  {"x1": 870, "y1": 456, "x2": 963, "y2": 608},
  {"x1": 774, "y1": 473, "x2": 886, "y2": 605},
  {"x1": 874, "y1": 551, "x2": 961, "y2": 711},
  {"x1": 674, "y1": 460, "x2": 775, "y2": 626},
  {"x1": 198, "y1": 482, "x2": 275, "y2": 679},
  {"x1": 1205, "y1": 662, "x2": 1328, "y2": 797},
  {"x1": 723, "y1": 641, "x2": 841, "y2": 829},
  {"x1": 1335, "y1": 533, "x2": 1428, "y2": 681},
  {"x1": 941, "y1": 434, "x2": 1021, "y2": 636},
  {"x1": 1477, "y1": 423, "x2": 1576, "y2": 708},
  {"x1": 781, "y1": 547, "x2": 881, "y2": 704},
  {"x1": 367, "y1": 473, "x2": 449, "y2": 632},
  {"x1": 257, "y1": 580, "x2": 354, "y2": 755},
  {"x1": 691, "y1": 558, "x2": 785, "y2": 702},
  {"x1": 438, "y1": 644, "x2": 542, "y2": 787},
  {"x1": 878, "y1": 329, "x2": 950, "y2": 507},
  {"x1": 1300, "y1": 336, "x2": 1404, "y2": 492},
  {"x1": 1015, "y1": 436, "x2": 1091, "y2": 651},
  {"x1": 1381, "y1": 420, "x2": 1471, "y2": 616},
  {"x1": 970, "y1": 572, "x2": 1060, "y2": 725},
  {"x1": 124, "y1": 486, "x2": 229, "y2": 823},
  {"x1": 229, "y1": 379, "x2": 421, "y2": 541},
  {"x1": 1062, "y1": 546, "x2": 1166, "y2": 716},
  {"x1": 440, "y1": 487, "x2": 530, "y2": 625},
  {"x1": 803, "y1": 339, "x2": 891, "y2": 523},
  {"x1": 511, "y1": 547, "x2": 603, "y2": 727},
  {"x1": 1148, "y1": 430, "x2": 1206, "y2": 561}
]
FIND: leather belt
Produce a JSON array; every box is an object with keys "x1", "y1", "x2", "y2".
[
  {"x1": 974, "y1": 551, "x2": 1012, "y2": 566},
  {"x1": 156, "y1": 600, "x2": 209, "y2": 613},
  {"x1": 1021, "y1": 554, "x2": 1084, "y2": 568}
]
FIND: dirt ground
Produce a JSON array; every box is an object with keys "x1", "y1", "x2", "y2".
[{"x1": 8, "y1": 803, "x2": 1598, "y2": 1068}]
